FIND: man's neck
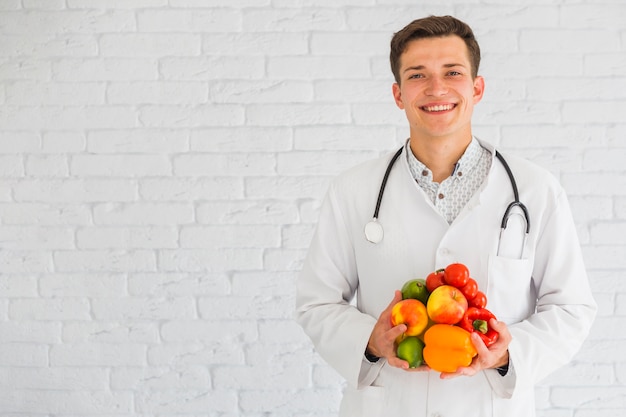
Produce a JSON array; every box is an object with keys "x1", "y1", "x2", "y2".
[{"x1": 409, "y1": 134, "x2": 473, "y2": 183}]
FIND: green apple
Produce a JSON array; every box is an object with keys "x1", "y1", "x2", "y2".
[{"x1": 401, "y1": 278, "x2": 430, "y2": 305}]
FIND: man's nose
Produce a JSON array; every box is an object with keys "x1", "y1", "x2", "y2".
[{"x1": 425, "y1": 77, "x2": 448, "y2": 96}]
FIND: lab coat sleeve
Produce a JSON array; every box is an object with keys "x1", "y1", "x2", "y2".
[
  {"x1": 493, "y1": 187, "x2": 597, "y2": 396},
  {"x1": 295, "y1": 181, "x2": 383, "y2": 389}
]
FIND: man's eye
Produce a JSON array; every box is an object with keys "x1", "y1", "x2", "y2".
[
  {"x1": 448, "y1": 71, "x2": 461, "y2": 76},
  {"x1": 408, "y1": 73, "x2": 423, "y2": 79}
]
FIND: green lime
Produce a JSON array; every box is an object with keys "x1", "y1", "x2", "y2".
[
  {"x1": 401, "y1": 278, "x2": 430, "y2": 305},
  {"x1": 396, "y1": 336, "x2": 425, "y2": 368}
]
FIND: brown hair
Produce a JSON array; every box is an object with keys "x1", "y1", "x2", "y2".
[{"x1": 390, "y1": 15, "x2": 481, "y2": 84}]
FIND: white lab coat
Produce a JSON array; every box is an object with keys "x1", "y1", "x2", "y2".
[{"x1": 296, "y1": 139, "x2": 597, "y2": 417}]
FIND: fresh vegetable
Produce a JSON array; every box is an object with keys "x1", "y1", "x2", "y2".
[
  {"x1": 393, "y1": 263, "x2": 500, "y2": 375},
  {"x1": 468, "y1": 291, "x2": 487, "y2": 309},
  {"x1": 459, "y1": 278, "x2": 478, "y2": 300},
  {"x1": 397, "y1": 336, "x2": 425, "y2": 368},
  {"x1": 426, "y1": 285, "x2": 468, "y2": 325},
  {"x1": 459, "y1": 307, "x2": 499, "y2": 347},
  {"x1": 390, "y1": 299, "x2": 429, "y2": 336},
  {"x1": 401, "y1": 278, "x2": 430, "y2": 305},
  {"x1": 443, "y1": 263, "x2": 470, "y2": 288},
  {"x1": 423, "y1": 324, "x2": 477, "y2": 372},
  {"x1": 426, "y1": 269, "x2": 446, "y2": 292}
]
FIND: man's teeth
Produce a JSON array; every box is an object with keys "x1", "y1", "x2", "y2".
[{"x1": 423, "y1": 104, "x2": 455, "y2": 112}]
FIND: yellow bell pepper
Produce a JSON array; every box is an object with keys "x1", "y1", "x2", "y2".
[{"x1": 423, "y1": 324, "x2": 477, "y2": 372}]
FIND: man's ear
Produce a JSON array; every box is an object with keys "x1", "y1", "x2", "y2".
[
  {"x1": 473, "y1": 75, "x2": 485, "y2": 104},
  {"x1": 392, "y1": 83, "x2": 405, "y2": 109}
]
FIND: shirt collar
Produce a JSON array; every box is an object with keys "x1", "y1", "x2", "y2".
[{"x1": 406, "y1": 137, "x2": 486, "y2": 183}]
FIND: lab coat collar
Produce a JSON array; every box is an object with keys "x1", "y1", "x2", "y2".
[{"x1": 404, "y1": 137, "x2": 487, "y2": 184}]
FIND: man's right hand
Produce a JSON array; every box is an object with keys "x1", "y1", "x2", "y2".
[{"x1": 366, "y1": 290, "x2": 427, "y2": 370}]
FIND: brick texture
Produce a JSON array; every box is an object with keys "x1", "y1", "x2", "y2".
[{"x1": 0, "y1": 1, "x2": 623, "y2": 416}]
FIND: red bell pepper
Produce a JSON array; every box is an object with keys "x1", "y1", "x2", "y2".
[{"x1": 460, "y1": 307, "x2": 499, "y2": 347}]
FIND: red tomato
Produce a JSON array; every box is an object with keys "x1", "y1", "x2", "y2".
[
  {"x1": 426, "y1": 269, "x2": 446, "y2": 293},
  {"x1": 460, "y1": 278, "x2": 478, "y2": 300},
  {"x1": 469, "y1": 291, "x2": 487, "y2": 309},
  {"x1": 444, "y1": 263, "x2": 470, "y2": 288}
]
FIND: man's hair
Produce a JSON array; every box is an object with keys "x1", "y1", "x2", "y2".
[{"x1": 390, "y1": 15, "x2": 481, "y2": 84}]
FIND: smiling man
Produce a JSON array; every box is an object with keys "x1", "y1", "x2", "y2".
[
  {"x1": 296, "y1": 16, "x2": 596, "y2": 417},
  {"x1": 392, "y1": 34, "x2": 484, "y2": 182}
]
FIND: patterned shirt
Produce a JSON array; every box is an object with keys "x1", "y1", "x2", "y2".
[{"x1": 406, "y1": 138, "x2": 492, "y2": 224}]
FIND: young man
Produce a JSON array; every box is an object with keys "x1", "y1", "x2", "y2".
[{"x1": 296, "y1": 16, "x2": 596, "y2": 417}]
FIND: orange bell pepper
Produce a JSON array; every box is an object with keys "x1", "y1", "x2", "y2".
[{"x1": 423, "y1": 324, "x2": 477, "y2": 372}]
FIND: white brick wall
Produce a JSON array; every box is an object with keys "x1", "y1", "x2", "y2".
[{"x1": 0, "y1": 1, "x2": 623, "y2": 416}]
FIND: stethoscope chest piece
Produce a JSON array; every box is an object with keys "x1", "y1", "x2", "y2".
[{"x1": 364, "y1": 219, "x2": 384, "y2": 244}]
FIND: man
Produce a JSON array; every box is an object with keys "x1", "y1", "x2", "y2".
[{"x1": 296, "y1": 15, "x2": 596, "y2": 417}]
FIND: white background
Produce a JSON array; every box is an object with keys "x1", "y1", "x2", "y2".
[{"x1": 0, "y1": 0, "x2": 624, "y2": 416}]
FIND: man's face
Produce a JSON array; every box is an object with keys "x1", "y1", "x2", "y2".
[{"x1": 392, "y1": 35, "x2": 484, "y2": 142}]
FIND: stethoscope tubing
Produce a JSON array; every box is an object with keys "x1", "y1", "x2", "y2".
[
  {"x1": 365, "y1": 146, "x2": 530, "y2": 257},
  {"x1": 373, "y1": 147, "x2": 404, "y2": 219},
  {"x1": 495, "y1": 150, "x2": 530, "y2": 234}
]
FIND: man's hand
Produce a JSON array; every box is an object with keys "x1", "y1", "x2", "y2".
[
  {"x1": 440, "y1": 318, "x2": 512, "y2": 379},
  {"x1": 366, "y1": 290, "x2": 428, "y2": 371}
]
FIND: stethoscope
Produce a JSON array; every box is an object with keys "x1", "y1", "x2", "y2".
[{"x1": 364, "y1": 146, "x2": 530, "y2": 258}]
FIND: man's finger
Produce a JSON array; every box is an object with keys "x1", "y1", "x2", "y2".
[
  {"x1": 383, "y1": 290, "x2": 403, "y2": 312},
  {"x1": 488, "y1": 318, "x2": 512, "y2": 350},
  {"x1": 490, "y1": 319, "x2": 510, "y2": 340},
  {"x1": 470, "y1": 331, "x2": 489, "y2": 356},
  {"x1": 406, "y1": 364, "x2": 431, "y2": 373},
  {"x1": 388, "y1": 323, "x2": 407, "y2": 342},
  {"x1": 379, "y1": 291, "x2": 402, "y2": 325},
  {"x1": 387, "y1": 356, "x2": 410, "y2": 370}
]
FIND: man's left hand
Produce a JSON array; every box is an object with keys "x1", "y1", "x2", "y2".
[{"x1": 439, "y1": 318, "x2": 512, "y2": 379}]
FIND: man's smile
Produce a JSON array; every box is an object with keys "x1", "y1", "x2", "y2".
[{"x1": 420, "y1": 103, "x2": 457, "y2": 113}]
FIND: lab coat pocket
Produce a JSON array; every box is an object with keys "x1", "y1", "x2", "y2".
[
  {"x1": 487, "y1": 255, "x2": 535, "y2": 324},
  {"x1": 339, "y1": 385, "x2": 385, "y2": 417}
]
